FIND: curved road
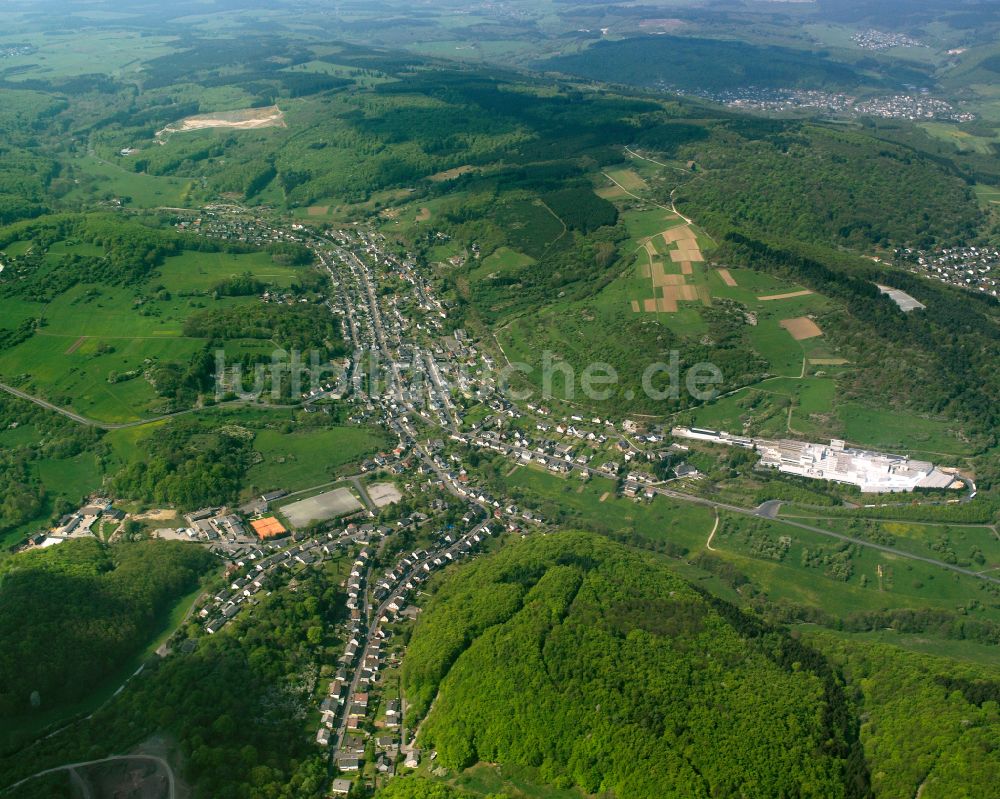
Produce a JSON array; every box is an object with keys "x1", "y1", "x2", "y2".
[
  {"x1": 2, "y1": 754, "x2": 175, "y2": 798},
  {"x1": 653, "y1": 487, "x2": 1000, "y2": 585}
]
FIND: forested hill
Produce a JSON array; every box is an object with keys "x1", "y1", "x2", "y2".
[
  {"x1": 0, "y1": 539, "x2": 213, "y2": 723},
  {"x1": 399, "y1": 532, "x2": 870, "y2": 799}
]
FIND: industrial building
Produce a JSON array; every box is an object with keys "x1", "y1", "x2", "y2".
[{"x1": 671, "y1": 427, "x2": 961, "y2": 493}]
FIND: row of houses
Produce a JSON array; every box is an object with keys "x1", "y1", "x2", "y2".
[{"x1": 203, "y1": 538, "x2": 335, "y2": 635}]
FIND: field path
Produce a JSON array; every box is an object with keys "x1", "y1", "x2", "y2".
[
  {"x1": 706, "y1": 510, "x2": 720, "y2": 551},
  {"x1": 2, "y1": 755, "x2": 176, "y2": 798},
  {"x1": 602, "y1": 171, "x2": 673, "y2": 212}
]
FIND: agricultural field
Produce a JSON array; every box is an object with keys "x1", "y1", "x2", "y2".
[{"x1": 0, "y1": 240, "x2": 306, "y2": 422}]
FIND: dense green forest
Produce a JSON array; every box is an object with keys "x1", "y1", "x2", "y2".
[
  {"x1": 111, "y1": 419, "x2": 256, "y2": 508},
  {"x1": 808, "y1": 632, "x2": 1000, "y2": 798},
  {"x1": 676, "y1": 124, "x2": 983, "y2": 250},
  {"x1": 0, "y1": 553, "x2": 343, "y2": 799},
  {"x1": 0, "y1": 538, "x2": 212, "y2": 720},
  {"x1": 182, "y1": 302, "x2": 344, "y2": 354},
  {"x1": 542, "y1": 35, "x2": 876, "y2": 93},
  {"x1": 403, "y1": 532, "x2": 870, "y2": 799}
]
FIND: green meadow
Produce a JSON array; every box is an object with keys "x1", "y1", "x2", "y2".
[
  {"x1": 0, "y1": 247, "x2": 297, "y2": 423},
  {"x1": 837, "y1": 403, "x2": 974, "y2": 457},
  {"x1": 709, "y1": 513, "x2": 1000, "y2": 622},
  {"x1": 246, "y1": 426, "x2": 388, "y2": 494},
  {"x1": 64, "y1": 155, "x2": 195, "y2": 208}
]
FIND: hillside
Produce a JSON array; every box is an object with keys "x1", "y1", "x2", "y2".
[
  {"x1": 0, "y1": 538, "x2": 212, "y2": 728},
  {"x1": 400, "y1": 532, "x2": 869, "y2": 799}
]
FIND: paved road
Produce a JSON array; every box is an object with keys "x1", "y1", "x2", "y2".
[
  {"x1": 348, "y1": 475, "x2": 376, "y2": 514},
  {"x1": 2, "y1": 755, "x2": 176, "y2": 798},
  {"x1": 650, "y1": 487, "x2": 1000, "y2": 585},
  {"x1": 0, "y1": 382, "x2": 298, "y2": 431}
]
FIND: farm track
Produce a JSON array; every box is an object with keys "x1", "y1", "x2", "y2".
[
  {"x1": 0, "y1": 381, "x2": 296, "y2": 430},
  {"x1": 2, "y1": 754, "x2": 176, "y2": 798}
]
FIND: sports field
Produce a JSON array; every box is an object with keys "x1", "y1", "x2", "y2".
[{"x1": 280, "y1": 487, "x2": 363, "y2": 527}]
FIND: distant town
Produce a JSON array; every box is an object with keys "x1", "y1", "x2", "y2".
[
  {"x1": 702, "y1": 88, "x2": 976, "y2": 123},
  {"x1": 851, "y1": 29, "x2": 924, "y2": 51},
  {"x1": 894, "y1": 244, "x2": 1000, "y2": 297}
]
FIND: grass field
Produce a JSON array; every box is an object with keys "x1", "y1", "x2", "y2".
[
  {"x1": 246, "y1": 426, "x2": 387, "y2": 494},
  {"x1": 0, "y1": 248, "x2": 293, "y2": 422},
  {"x1": 498, "y1": 465, "x2": 715, "y2": 551},
  {"x1": 837, "y1": 403, "x2": 974, "y2": 456},
  {"x1": 468, "y1": 246, "x2": 535, "y2": 283},
  {"x1": 158, "y1": 250, "x2": 301, "y2": 292},
  {"x1": 63, "y1": 155, "x2": 194, "y2": 208},
  {"x1": 710, "y1": 513, "x2": 1000, "y2": 622},
  {"x1": 974, "y1": 183, "x2": 1000, "y2": 208}
]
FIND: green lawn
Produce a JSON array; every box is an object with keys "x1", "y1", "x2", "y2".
[
  {"x1": 63, "y1": 155, "x2": 194, "y2": 208},
  {"x1": 499, "y1": 465, "x2": 715, "y2": 552}
]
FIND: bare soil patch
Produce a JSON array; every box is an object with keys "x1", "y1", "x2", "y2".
[
  {"x1": 368, "y1": 482, "x2": 403, "y2": 508},
  {"x1": 663, "y1": 227, "x2": 696, "y2": 244},
  {"x1": 64, "y1": 335, "x2": 87, "y2": 355},
  {"x1": 758, "y1": 289, "x2": 813, "y2": 301},
  {"x1": 158, "y1": 105, "x2": 285, "y2": 137},
  {"x1": 596, "y1": 184, "x2": 626, "y2": 199},
  {"x1": 651, "y1": 270, "x2": 686, "y2": 287},
  {"x1": 781, "y1": 316, "x2": 823, "y2": 340},
  {"x1": 307, "y1": 205, "x2": 329, "y2": 216},
  {"x1": 132, "y1": 509, "x2": 177, "y2": 521},
  {"x1": 670, "y1": 248, "x2": 703, "y2": 263},
  {"x1": 428, "y1": 164, "x2": 475, "y2": 182},
  {"x1": 680, "y1": 261, "x2": 693, "y2": 275},
  {"x1": 717, "y1": 268, "x2": 737, "y2": 287}
]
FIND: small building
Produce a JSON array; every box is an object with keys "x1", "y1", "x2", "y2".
[{"x1": 330, "y1": 778, "x2": 353, "y2": 795}]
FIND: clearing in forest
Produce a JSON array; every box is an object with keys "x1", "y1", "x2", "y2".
[
  {"x1": 780, "y1": 316, "x2": 823, "y2": 340},
  {"x1": 630, "y1": 219, "x2": 706, "y2": 314},
  {"x1": 157, "y1": 105, "x2": 285, "y2": 137},
  {"x1": 428, "y1": 165, "x2": 476, "y2": 182}
]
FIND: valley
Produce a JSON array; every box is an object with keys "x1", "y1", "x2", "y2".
[{"x1": 0, "y1": 3, "x2": 999, "y2": 798}]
